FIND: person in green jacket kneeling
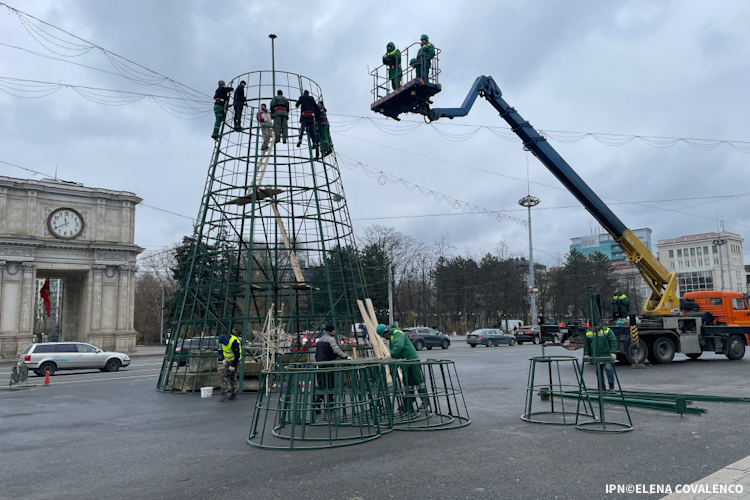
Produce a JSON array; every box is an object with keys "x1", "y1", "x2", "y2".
[{"x1": 377, "y1": 324, "x2": 429, "y2": 412}]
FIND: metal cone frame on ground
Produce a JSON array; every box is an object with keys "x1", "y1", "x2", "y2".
[{"x1": 157, "y1": 70, "x2": 369, "y2": 394}]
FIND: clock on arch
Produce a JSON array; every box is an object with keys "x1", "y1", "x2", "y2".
[{"x1": 47, "y1": 207, "x2": 85, "y2": 240}]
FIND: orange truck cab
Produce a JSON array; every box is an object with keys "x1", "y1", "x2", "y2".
[{"x1": 683, "y1": 290, "x2": 750, "y2": 326}]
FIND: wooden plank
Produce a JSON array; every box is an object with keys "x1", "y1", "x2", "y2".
[{"x1": 271, "y1": 203, "x2": 305, "y2": 283}]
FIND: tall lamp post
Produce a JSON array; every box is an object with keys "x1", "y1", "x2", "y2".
[
  {"x1": 712, "y1": 237, "x2": 727, "y2": 291},
  {"x1": 519, "y1": 195, "x2": 541, "y2": 328}
]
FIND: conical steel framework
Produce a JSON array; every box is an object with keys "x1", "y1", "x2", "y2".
[{"x1": 158, "y1": 71, "x2": 368, "y2": 393}]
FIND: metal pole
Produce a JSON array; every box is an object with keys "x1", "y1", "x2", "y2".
[
  {"x1": 269, "y1": 34, "x2": 277, "y2": 94},
  {"x1": 160, "y1": 286, "x2": 164, "y2": 344},
  {"x1": 519, "y1": 195, "x2": 541, "y2": 331},
  {"x1": 713, "y1": 237, "x2": 726, "y2": 291},
  {"x1": 388, "y1": 263, "x2": 394, "y2": 326}
]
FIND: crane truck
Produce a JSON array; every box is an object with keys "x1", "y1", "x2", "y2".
[{"x1": 370, "y1": 61, "x2": 748, "y2": 365}]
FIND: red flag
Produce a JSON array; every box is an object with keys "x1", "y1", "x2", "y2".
[{"x1": 40, "y1": 278, "x2": 51, "y2": 317}]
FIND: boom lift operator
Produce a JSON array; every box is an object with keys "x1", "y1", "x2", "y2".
[{"x1": 370, "y1": 61, "x2": 748, "y2": 365}]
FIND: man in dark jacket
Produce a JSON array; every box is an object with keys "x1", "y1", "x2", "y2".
[
  {"x1": 314, "y1": 325, "x2": 351, "y2": 410},
  {"x1": 233, "y1": 80, "x2": 247, "y2": 131},
  {"x1": 583, "y1": 323, "x2": 618, "y2": 391},
  {"x1": 212, "y1": 80, "x2": 234, "y2": 139},
  {"x1": 269, "y1": 90, "x2": 289, "y2": 144},
  {"x1": 218, "y1": 331, "x2": 242, "y2": 401},
  {"x1": 295, "y1": 90, "x2": 317, "y2": 148}
]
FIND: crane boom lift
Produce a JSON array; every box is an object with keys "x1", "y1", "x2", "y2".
[{"x1": 425, "y1": 76, "x2": 679, "y2": 316}]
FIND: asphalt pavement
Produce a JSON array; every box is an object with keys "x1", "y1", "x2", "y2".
[{"x1": 1, "y1": 342, "x2": 749, "y2": 500}]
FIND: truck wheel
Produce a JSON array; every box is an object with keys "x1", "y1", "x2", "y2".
[
  {"x1": 686, "y1": 352, "x2": 702, "y2": 360},
  {"x1": 651, "y1": 337, "x2": 676, "y2": 364},
  {"x1": 624, "y1": 339, "x2": 647, "y2": 365},
  {"x1": 725, "y1": 335, "x2": 745, "y2": 360}
]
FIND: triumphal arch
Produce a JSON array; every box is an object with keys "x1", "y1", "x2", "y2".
[{"x1": 0, "y1": 175, "x2": 143, "y2": 358}]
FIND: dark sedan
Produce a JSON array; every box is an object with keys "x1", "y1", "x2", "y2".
[
  {"x1": 466, "y1": 329, "x2": 516, "y2": 347},
  {"x1": 513, "y1": 326, "x2": 562, "y2": 345},
  {"x1": 402, "y1": 327, "x2": 451, "y2": 351}
]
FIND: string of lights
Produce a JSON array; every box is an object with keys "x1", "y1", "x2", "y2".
[
  {"x1": 0, "y1": 3, "x2": 209, "y2": 108},
  {"x1": 336, "y1": 151, "x2": 527, "y2": 227},
  {"x1": 0, "y1": 77, "x2": 212, "y2": 118},
  {"x1": 329, "y1": 114, "x2": 750, "y2": 153}
]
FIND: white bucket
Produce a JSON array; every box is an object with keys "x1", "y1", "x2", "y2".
[{"x1": 200, "y1": 387, "x2": 213, "y2": 398}]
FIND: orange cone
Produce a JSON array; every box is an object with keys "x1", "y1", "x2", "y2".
[{"x1": 44, "y1": 371, "x2": 50, "y2": 386}]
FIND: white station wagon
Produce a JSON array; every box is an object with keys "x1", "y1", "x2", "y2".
[{"x1": 20, "y1": 342, "x2": 131, "y2": 376}]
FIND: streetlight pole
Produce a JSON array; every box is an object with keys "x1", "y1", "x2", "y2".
[
  {"x1": 519, "y1": 195, "x2": 541, "y2": 329},
  {"x1": 713, "y1": 237, "x2": 726, "y2": 291}
]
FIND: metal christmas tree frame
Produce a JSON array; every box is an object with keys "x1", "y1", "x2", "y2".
[{"x1": 158, "y1": 70, "x2": 367, "y2": 394}]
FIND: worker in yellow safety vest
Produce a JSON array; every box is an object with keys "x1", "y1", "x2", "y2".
[
  {"x1": 218, "y1": 330, "x2": 242, "y2": 402},
  {"x1": 612, "y1": 288, "x2": 630, "y2": 319},
  {"x1": 583, "y1": 324, "x2": 618, "y2": 391}
]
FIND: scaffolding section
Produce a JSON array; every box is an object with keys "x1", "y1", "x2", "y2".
[{"x1": 158, "y1": 71, "x2": 368, "y2": 394}]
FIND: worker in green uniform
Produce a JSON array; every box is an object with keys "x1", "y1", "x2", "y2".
[
  {"x1": 269, "y1": 89, "x2": 289, "y2": 144},
  {"x1": 415, "y1": 34, "x2": 435, "y2": 81},
  {"x1": 212, "y1": 80, "x2": 233, "y2": 139},
  {"x1": 382, "y1": 42, "x2": 402, "y2": 90},
  {"x1": 315, "y1": 100, "x2": 333, "y2": 158},
  {"x1": 583, "y1": 323, "x2": 618, "y2": 391},
  {"x1": 377, "y1": 324, "x2": 429, "y2": 412},
  {"x1": 612, "y1": 288, "x2": 630, "y2": 319}
]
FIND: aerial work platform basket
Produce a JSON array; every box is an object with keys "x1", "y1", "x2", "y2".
[{"x1": 370, "y1": 41, "x2": 441, "y2": 120}]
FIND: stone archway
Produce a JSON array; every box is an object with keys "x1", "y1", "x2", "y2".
[{"x1": 0, "y1": 175, "x2": 143, "y2": 358}]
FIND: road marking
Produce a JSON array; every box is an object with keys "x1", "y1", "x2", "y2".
[{"x1": 36, "y1": 373, "x2": 158, "y2": 385}]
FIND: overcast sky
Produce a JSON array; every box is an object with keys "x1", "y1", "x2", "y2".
[{"x1": 2, "y1": 0, "x2": 750, "y2": 266}]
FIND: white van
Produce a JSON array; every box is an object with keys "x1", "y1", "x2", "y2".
[{"x1": 500, "y1": 319, "x2": 523, "y2": 333}]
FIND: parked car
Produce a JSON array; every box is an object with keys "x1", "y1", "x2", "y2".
[
  {"x1": 513, "y1": 326, "x2": 561, "y2": 345},
  {"x1": 20, "y1": 342, "x2": 131, "y2": 376},
  {"x1": 402, "y1": 327, "x2": 451, "y2": 351},
  {"x1": 466, "y1": 329, "x2": 516, "y2": 347},
  {"x1": 174, "y1": 336, "x2": 222, "y2": 365}
]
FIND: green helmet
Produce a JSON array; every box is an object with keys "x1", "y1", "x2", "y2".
[
  {"x1": 376, "y1": 324, "x2": 388, "y2": 336},
  {"x1": 420, "y1": 34, "x2": 429, "y2": 41}
]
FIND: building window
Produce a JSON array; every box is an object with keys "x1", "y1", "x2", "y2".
[
  {"x1": 684, "y1": 248, "x2": 689, "y2": 256},
  {"x1": 685, "y1": 261, "x2": 690, "y2": 268},
  {"x1": 678, "y1": 271, "x2": 714, "y2": 293},
  {"x1": 669, "y1": 250, "x2": 674, "y2": 258},
  {"x1": 670, "y1": 262, "x2": 675, "y2": 269},
  {"x1": 690, "y1": 248, "x2": 696, "y2": 256},
  {"x1": 703, "y1": 246, "x2": 709, "y2": 254},
  {"x1": 712, "y1": 245, "x2": 717, "y2": 253},
  {"x1": 677, "y1": 249, "x2": 682, "y2": 257},
  {"x1": 679, "y1": 261, "x2": 683, "y2": 268},
  {"x1": 705, "y1": 259, "x2": 710, "y2": 266},
  {"x1": 696, "y1": 247, "x2": 702, "y2": 256}
]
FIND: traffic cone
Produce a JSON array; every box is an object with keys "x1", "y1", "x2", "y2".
[{"x1": 44, "y1": 371, "x2": 50, "y2": 386}]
